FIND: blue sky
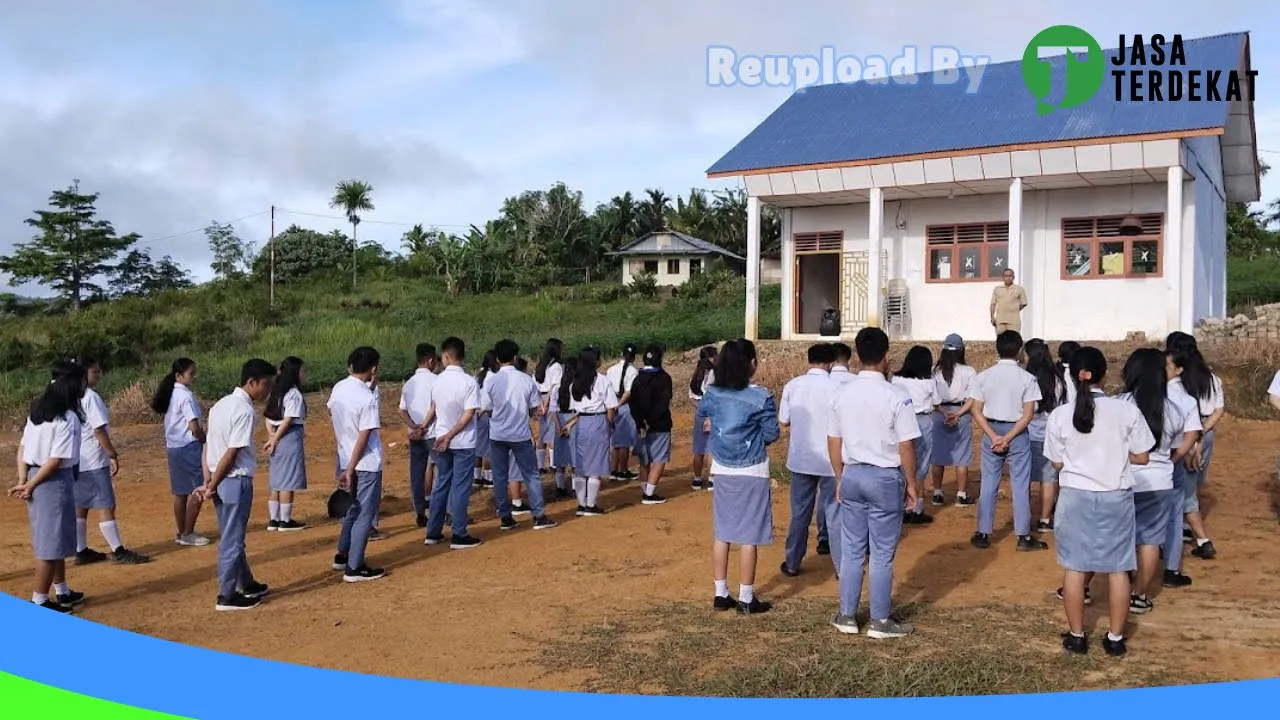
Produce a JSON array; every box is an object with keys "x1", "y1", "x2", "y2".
[{"x1": 1, "y1": 0, "x2": 1276, "y2": 291}]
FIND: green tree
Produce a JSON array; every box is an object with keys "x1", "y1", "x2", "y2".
[
  {"x1": 206, "y1": 221, "x2": 255, "y2": 280},
  {"x1": 0, "y1": 180, "x2": 139, "y2": 310},
  {"x1": 329, "y1": 179, "x2": 375, "y2": 289},
  {"x1": 1226, "y1": 158, "x2": 1277, "y2": 259},
  {"x1": 252, "y1": 224, "x2": 349, "y2": 281},
  {"x1": 112, "y1": 248, "x2": 192, "y2": 298}
]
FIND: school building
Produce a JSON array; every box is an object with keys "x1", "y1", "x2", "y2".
[{"x1": 707, "y1": 32, "x2": 1260, "y2": 342}]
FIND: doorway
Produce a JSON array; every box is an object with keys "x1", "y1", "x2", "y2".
[{"x1": 795, "y1": 252, "x2": 841, "y2": 334}]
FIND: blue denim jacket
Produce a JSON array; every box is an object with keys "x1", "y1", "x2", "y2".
[{"x1": 698, "y1": 383, "x2": 780, "y2": 468}]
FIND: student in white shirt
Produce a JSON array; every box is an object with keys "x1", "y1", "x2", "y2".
[
  {"x1": 930, "y1": 334, "x2": 977, "y2": 505},
  {"x1": 779, "y1": 344, "x2": 837, "y2": 577},
  {"x1": 1045, "y1": 346, "x2": 1153, "y2": 658},
  {"x1": 11, "y1": 361, "x2": 89, "y2": 612},
  {"x1": 826, "y1": 327, "x2": 920, "y2": 639},
  {"x1": 72, "y1": 357, "x2": 148, "y2": 566},
  {"x1": 481, "y1": 339, "x2": 556, "y2": 531},
  {"x1": 969, "y1": 330, "x2": 1045, "y2": 552},
  {"x1": 891, "y1": 345, "x2": 940, "y2": 525},
  {"x1": 422, "y1": 337, "x2": 484, "y2": 549},
  {"x1": 1023, "y1": 340, "x2": 1068, "y2": 533},
  {"x1": 550, "y1": 355, "x2": 579, "y2": 500},
  {"x1": 562, "y1": 347, "x2": 619, "y2": 516},
  {"x1": 534, "y1": 339, "x2": 565, "y2": 472},
  {"x1": 828, "y1": 343, "x2": 855, "y2": 386},
  {"x1": 688, "y1": 346, "x2": 717, "y2": 491},
  {"x1": 149, "y1": 357, "x2": 209, "y2": 547},
  {"x1": 398, "y1": 344, "x2": 440, "y2": 528},
  {"x1": 328, "y1": 347, "x2": 388, "y2": 582},
  {"x1": 607, "y1": 344, "x2": 639, "y2": 481},
  {"x1": 198, "y1": 358, "x2": 276, "y2": 611},
  {"x1": 473, "y1": 349, "x2": 500, "y2": 489},
  {"x1": 1166, "y1": 332, "x2": 1222, "y2": 565},
  {"x1": 263, "y1": 356, "x2": 309, "y2": 533}
]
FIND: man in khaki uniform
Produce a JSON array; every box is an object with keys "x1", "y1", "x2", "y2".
[{"x1": 989, "y1": 269, "x2": 1027, "y2": 335}]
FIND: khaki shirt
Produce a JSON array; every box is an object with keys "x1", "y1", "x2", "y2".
[{"x1": 991, "y1": 284, "x2": 1027, "y2": 325}]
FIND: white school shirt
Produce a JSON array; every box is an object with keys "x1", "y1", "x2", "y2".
[
  {"x1": 779, "y1": 369, "x2": 837, "y2": 477},
  {"x1": 969, "y1": 360, "x2": 1042, "y2": 423},
  {"x1": 206, "y1": 388, "x2": 258, "y2": 478},
  {"x1": 605, "y1": 361, "x2": 636, "y2": 401},
  {"x1": 1044, "y1": 392, "x2": 1155, "y2": 493},
  {"x1": 22, "y1": 411, "x2": 81, "y2": 469},
  {"x1": 163, "y1": 383, "x2": 202, "y2": 448},
  {"x1": 689, "y1": 369, "x2": 715, "y2": 401},
  {"x1": 1062, "y1": 367, "x2": 1077, "y2": 403},
  {"x1": 569, "y1": 373, "x2": 620, "y2": 414},
  {"x1": 933, "y1": 364, "x2": 977, "y2": 405},
  {"x1": 79, "y1": 388, "x2": 111, "y2": 472},
  {"x1": 891, "y1": 376, "x2": 940, "y2": 414},
  {"x1": 266, "y1": 387, "x2": 306, "y2": 432},
  {"x1": 828, "y1": 371, "x2": 921, "y2": 468},
  {"x1": 829, "y1": 364, "x2": 855, "y2": 386},
  {"x1": 399, "y1": 368, "x2": 437, "y2": 438},
  {"x1": 482, "y1": 366, "x2": 541, "y2": 443},
  {"x1": 1176, "y1": 374, "x2": 1225, "y2": 420},
  {"x1": 1270, "y1": 370, "x2": 1280, "y2": 400},
  {"x1": 1116, "y1": 392, "x2": 1201, "y2": 492},
  {"x1": 538, "y1": 361, "x2": 563, "y2": 395},
  {"x1": 1028, "y1": 376, "x2": 1067, "y2": 443},
  {"x1": 428, "y1": 365, "x2": 481, "y2": 450},
  {"x1": 328, "y1": 376, "x2": 383, "y2": 473}
]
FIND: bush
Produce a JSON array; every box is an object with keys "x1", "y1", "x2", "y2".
[
  {"x1": 629, "y1": 272, "x2": 658, "y2": 300},
  {"x1": 1228, "y1": 256, "x2": 1280, "y2": 312}
]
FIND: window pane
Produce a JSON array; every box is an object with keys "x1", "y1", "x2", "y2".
[
  {"x1": 667, "y1": 259, "x2": 680, "y2": 274},
  {"x1": 986, "y1": 243, "x2": 1008, "y2": 278},
  {"x1": 643, "y1": 261, "x2": 658, "y2": 274},
  {"x1": 958, "y1": 247, "x2": 981, "y2": 279},
  {"x1": 929, "y1": 248, "x2": 953, "y2": 280},
  {"x1": 1131, "y1": 241, "x2": 1158, "y2": 274},
  {"x1": 1064, "y1": 243, "x2": 1091, "y2": 277},
  {"x1": 690, "y1": 259, "x2": 702, "y2": 275},
  {"x1": 1099, "y1": 241, "x2": 1126, "y2": 276}
]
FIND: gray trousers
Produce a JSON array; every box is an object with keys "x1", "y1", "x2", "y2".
[
  {"x1": 213, "y1": 476, "x2": 255, "y2": 599},
  {"x1": 784, "y1": 472, "x2": 835, "y2": 570}
]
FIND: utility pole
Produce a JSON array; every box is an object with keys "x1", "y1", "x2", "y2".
[{"x1": 269, "y1": 205, "x2": 276, "y2": 306}]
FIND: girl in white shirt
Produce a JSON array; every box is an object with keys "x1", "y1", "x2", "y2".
[
  {"x1": 892, "y1": 345, "x2": 940, "y2": 524},
  {"x1": 534, "y1": 340, "x2": 565, "y2": 472},
  {"x1": 1045, "y1": 347, "x2": 1154, "y2": 658},
  {"x1": 1025, "y1": 339, "x2": 1068, "y2": 532},
  {"x1": 549, "y1": 356, "x2": 580, "y2": 500},
  {"x1": 1166, "y1": 332, "x2": 1222, "y2": 564},
  {"x1": 149, "y1": 357, "x2": 209, "y2": 547},
  {"x1": 930, "y1": 334, "x2": 978, "y2": 505},
  {"x1": 562, "y1": 347, "x2": 618, "y2": 516},
  {"x1": 264, "y1": 356, "x2": 309, "y2": 532},
  {"x1": 11, "y1": 361, "x2": 89, "y2": 612},
  {"x1": 689, "y1": 346, "x2": 717, "y2": 492}
]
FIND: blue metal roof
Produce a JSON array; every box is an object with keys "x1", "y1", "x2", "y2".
[{"x1": 707, "y1": 32, "x2": 1247, "y2": 176}]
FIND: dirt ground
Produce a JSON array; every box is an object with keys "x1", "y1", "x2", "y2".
[{"x1": 2, "y1": 348, "x2": 1279, "y2": 694}]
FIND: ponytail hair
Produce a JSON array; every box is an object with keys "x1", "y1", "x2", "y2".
[
  {"x1": 935, "y1": 347, "x2": 965, "y2": 385},
  {"x1": 1122, "y1": 348, "x2": 1166, "y2": 452},
  {"x1": 1070, "y1": 347, "x2": 1107, "y2": 434},
  {"x1": 557, "y1": 356, "x2": 579, "y2": 413},
  {"x1": 265, "y1": 356, "x2": 305, "y2": 422},
  {"x1": 535, "y1": 339, "x2": 563, "y2": 385},
  {"x1": 571, "y1": 348, "x2": 601, "y2": 401},
  {"x1": 150, "y1": 358, "x2": 196, "y2": 414},
  {"x1": 689, "y1": 345, "x2": 717, "y2": 396},
  {"x1": 31, "y1": 360, "x2": 88, "y2": 425}
]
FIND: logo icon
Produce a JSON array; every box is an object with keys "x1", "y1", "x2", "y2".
[{"x1": 1022, "y1": 25, "x2": 1105, "y2": 115}]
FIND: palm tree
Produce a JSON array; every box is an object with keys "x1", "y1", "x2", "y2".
[{"x1": 329, "y1": 179, "x2": 375, "y2": 288}]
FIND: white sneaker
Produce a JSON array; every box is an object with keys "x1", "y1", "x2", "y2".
[
  {"x1": 830, "y1": 614, "x2": 860, "y2": 635},
  {"x1": 176, "y1": 533, "x2": 210, "y2": 547}
]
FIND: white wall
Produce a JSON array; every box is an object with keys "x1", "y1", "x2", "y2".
[
  {"x1": 621, "y1": 255, "x2": 708, "y2": 287},
  {"x1": 1183, "y1": 136, "x2": 1228, "y2": 322}
]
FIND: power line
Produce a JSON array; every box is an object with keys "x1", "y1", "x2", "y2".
[
  {"x1": 143, "y1": 210, "x2": 271, "y2": 244},
  {"x1": 273, "y1": 207, "x2": 474, "y2": 229}
]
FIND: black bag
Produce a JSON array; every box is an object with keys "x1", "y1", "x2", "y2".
[
  {"x1": 819, "y1": 307, "x2": 840, "y2": 336},
  {"x1": 327, "y1": 488, "x2": 353, "y2": 519}
]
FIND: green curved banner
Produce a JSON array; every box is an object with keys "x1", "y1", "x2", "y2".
[{"x1": 0, "y1": 671, "x2": 189, "y2": 718}]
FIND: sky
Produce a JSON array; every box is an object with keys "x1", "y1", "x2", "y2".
[{"x1": 1, "y1": 0, "x2": 1277, "y2": 292}]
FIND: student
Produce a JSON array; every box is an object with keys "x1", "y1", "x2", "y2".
[
  {"x1": 534, "y1": 339, "x2": 565, "y2": 473},
  {"x1": 1045, "y1": 346, "x2": 1154, "y2": 657},
  {"x1": 72, "y1": 357, "x2": 149, "y2": 566},
  {"x1": 826, "y1": 327, "x2": 920, "y2": 638},
  {"x1": 550, "y1": 356, "x2": 580, "y2": 501},
  {"x1": 1117, "y1": 348, "x2": 1201, "y2": 615},
  {"x1": 1058, "y1": 341, "x2": 1081, "y2": 404},
  {"x1": 930, "y1": 334, "x2": 976, "y2": 506},
  {"x1": 969, "y1": 330, "x2": 1045, "y2": 551},
  {"x1": 328, "y1": 347, "x2": 387, "y2": 582},
  {"x1": 399, "y1": 344, "x2": 439, "y2": 528},
  {"x1": 1024, "y1": 340, "x2": 1067, "y2": 532},
  {"x1": 1166, "y1": 332, "x2": 1222, "y2": 563},
  {"x1": 508, "y1": 355, "x2": 534, "y2": 515},
  {"x1": 891, "y1": 345, "x2": 940, "y2": 525},
  {"x1": 820, "y1": 342, "x2": 855, "y2": 556},
  {"x1": 11, "y1": 361, "x2": 89, "y2": 612},
  {"x1": 629, "y1": 344, "x2": 674, "y2": 506},
  {"x1": 150, "y1": 358, "x2": 209, "y2": 547},
  {"x1": 562, "y1": 347, "x2": 618, "y2": 516},
  {"x1": 829, "y1": 343, "x2": 855, "y2": 385},
  {"x1": 699, "y1": 339, "x2": 780, "y2": 615},
  {"x1": 263, "y1": 356, "x2": 309, "y2": 533},
  {"x1": 481, "y1": 339, "x2": 556, "y2": 531},
  {"x1": 423, "y1": 337, "x2": 484, "y2": 549},
  {"x1": 689, "y1": 346, "x2": 717, "y2": 492},
  {"x1": 606, "y1": 343, "x2": 639, "y2": 481},
  {"x1": 473, "y1": 349, "x2": 499, "y2": 490},
  {"x1": 779, "y1": 343, "x2": 838, "y2": 577},
  {"x1": 199, "y1": 358, "x2": 276, "y2": 611}
]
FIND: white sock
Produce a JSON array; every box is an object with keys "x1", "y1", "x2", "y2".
[
  {"x1": 485, "y1": 469, "x2": 493, "y2": 483},
  {"x1": 1196, "y1": 537, "x2": 1210, "y2": 546},
  {"x1": 53, "y1": 582, "x2": 69, "y2": 596},
  {"x1": 75, "y1": 519, "x2": 88, "y2": 552},
  {"x1": 99, "y1": 521, "x2": 122, "y2": 551},
  {"x1": 586, "y1": 478, "x2": 601, "y2": 507},
  {"x1": 537, "y1": 449, "x2": 546, "y2": 468},
  {"x1": 714, "y1": 579, "x2": 729, "y2": 597},
  {"x1": 473, "y1": 466, "x2": 482, "y2": 481},
  {"x1": 913, "y1": 497, "x2": 924, "y2": 513},
  {"x1": 1107, "y1": 631, "x2": 1124, "y2": 642},
  {"x1": 573, "y1": 477, "x2": 588, "y2": 506},
  {"x1": 643, "y1": 482, "x2": 656, "y2": 495},
  {"x1": 1040, "y1": 517, "x2": 1050, "y2": 524},
  {"x1": 269, "y1": 501, "x2": 280, "y2": 521},
  {"x1": 33, "y1": 592, "x2": 48, "y2": 605},
  {"x1": 739, "y1": 584, "x2": 754, "y2": 603},
  {"x1": 957, "y1": 491, "x2": 968, "y2": 499},
  {"x1": 547, "y1": 447, "x2": 555, "y2": 467},
  {"x1": 281, "y1": 503, "x2": 293, "y2": 522}
]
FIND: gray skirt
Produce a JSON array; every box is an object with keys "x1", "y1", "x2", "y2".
[
  {"x1": 553, "y1": 412, "x2": 576, "y2": 468},
  {"x1": 476, "y1": 414, "x2": 492, "y2": 459},
  {"x1": 711, "y1": 474, "x2": 774, "y2": 546},
  {"x1": 1054, "y1": 486, "x2": 1136, "y2": 573},
  {"x1": 912, "y1": 414, "x2": 934, "y2": 481},
  {"x1": 637, "y1": 432, "x2": 672, "y2": 466},
  {"x1": 28, "y1": 467, "x2": 76, "y2": 561},
  {"x1": 931, "y1": 410, "x2": 973, "y2": 467},
  {"x1": 573, "y1": 414, "x2": 611, "y2": 478},
  {"x1": 692, "y1": 402, "x2": 710, "y2": 456},
  {"x1": 612, "y1": 405, "x2": 637, "y2": 448},
  {"x1": 74, "y1": 465, "x2": 116, "y2": 509},
  {"x1": 1030, "y1": 440, "x2": 1058, "y2": 484},
  {"x1": 1135, "y1": 488, "x2": 1175, "y2": 546},
  {"x1": 269, "y1": 424, "x2": 308, "y2": 491},
  {"x1": 166, "y1": 441, "x2": 204, "y2": 496},
  {"x1": 539, "y1": 405, "x2": 556, "y2": 446}
]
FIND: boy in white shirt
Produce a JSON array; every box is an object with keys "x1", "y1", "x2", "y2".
[
  {"x1": 329, "y1": 347, "x2": 387, "y2": 583},
  {"x1": 779, "y1": 344, "x2": 838, "y2": 577},
  {"x1": 398, "y1": 343, "x2": 440, "y2": 528},
  {"x1": 423, "y1": 337, "x2": 484, "y2": 549}
]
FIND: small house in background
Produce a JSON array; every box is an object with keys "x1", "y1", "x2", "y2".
[{"x1": 610, "y1": 230, "x2": 744, "y2": 287}]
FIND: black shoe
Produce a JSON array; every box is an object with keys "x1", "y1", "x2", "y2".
[
  {"x1": 1061, "y1": 632, "x2": 1088, "y2": 655},
  {"x1": 415, "y1": 512, "x2": 429, "y2": 528},
  {"x1": 931, "y1": 491, "x2": 946, "y2": 506},
  {"x1": 267, "y1": 520, "x2": 280, "y2": 532},
  {"x1": 970, "y1": 532, "x2": 991, "y2": 549},
  {"x1": 511, "y1": 501, "x2": 532, "y2": 516},
  {"x1": 1190, "y1": 540, "x2": 1217, "y2": 560},
  {"x1": 276, "y1": 519, "x2": 306, "y2": 532},
  {"x1": 1056, "y1": 586, "x2": 1093, "y2": 605},
  {"x1": 216, "y1": 593, "x2": 261, "y2": 611},
  {"x1": 424, "y1": 535, "x2": 445, "y2": 546},
  {"x1": 332, "y1": 553, "x2": 348, "y2": 570},
  {"x1": 111, "y1": 547, "x2": 151, "y2": 565},
  {"x1": 56, "y1": 590, "x2": 85, "y2": 607},
  {"x1": 574, "y1": 505, "x2": 586, "y2": 516},
  {"x1": 240, "y1": 581, "x2": 269, "y2": 600},
  {"x1": 1102, "y1": 635, "x2": 1127, "y2": 657},
  {"x1": 1162, "y1": 569, "x2": 1192, "y2": 588},
  {"x1": 737, "y1": 597, "x2": 773, "y2": 615},
  {"x1": 1129, "y1": 594, "x2": 1154, "y2": 614},
  {"x1": 779, "y1": 562, "x2": 800, "y2": 578},
  {"x1": 343, "y1": 565, "x2": 387, "y2": 583},
  {"x1": 713, "y1": 594, "x2": 736, "y2": 611},
  {"x1": 553, "y1": 488, "x2": 572, "y2": 500},
  {"x1": 1017, "y1": 534, "x2": 1049, "y2": 551},
  {"x1": 903, "y1": 511, "x2": 933, "y2": 525},
  {"x1": 38, "y1": 599, "x2": 73, "y2": 613},
  {"x1": 580, "y1": 506, "x2": 606, "y2": 517},
  {"x1": 368, "y1": 528, "x2": 388, "y2": 542},
  {"x1": 641, "y1": 493, "x2": 668, "y2": 505},
  {"x1": 74, "y1": 548, "x2": 107, "y2": 566},
  {"x1": 1183, "y1": 528, "x2": 1194, "y2": 543},
  {"x1": 499, "y1": 516, "x2": 517, "y2": 531},
  {"x1": 691, "y1": 479, "x2": 706, "y2": 491},
  {"x1": 955, "y1": 494, "x2": 976, "y2": 506},
  {"x1": 533, "y1": 516, "x2": 557, "y2": 530},
  {"x1": 816, "y1": 540, "x2": 831, "y2": 556},
  {"x1": 450, "y1": 534, "x2": 483, "y2": 549}
]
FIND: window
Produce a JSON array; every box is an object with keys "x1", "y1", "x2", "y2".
[
  {"x1": 642, "y1": 260, "x2": 658, "y2": 275},
  {"x1": 1061, "y1": 214, "x2": 1163, "y2": 279},
  {"x1": 925, "y1": 222, "x2": 1009, "y2": 282},
  {"x1": 793, "y1": 231, "x2": 843, "y2": 253},
  {"x1": 667, "y1": 259, "x2": 680, "y2": 274},
  {"x1": 689, "y1": 258, "x2": 703, "y2": 275}
]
